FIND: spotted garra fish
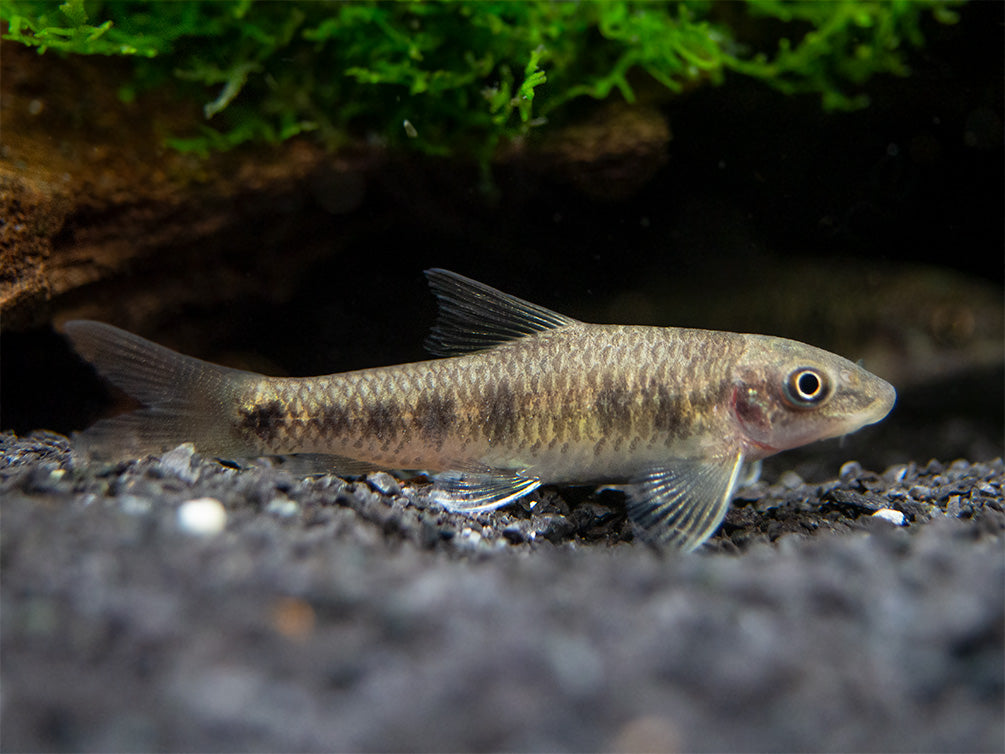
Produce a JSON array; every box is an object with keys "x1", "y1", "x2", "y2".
[{"x1": 65, "y1": 269, "x2": 896, "y2": 551}]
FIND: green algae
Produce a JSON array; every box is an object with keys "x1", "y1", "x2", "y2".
[{"x1": 2, "y1": 0, "x2": 961, "y2": 160}]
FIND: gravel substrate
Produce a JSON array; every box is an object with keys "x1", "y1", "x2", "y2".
[{"x1": 2, "y1": 430, "x2": 1003, "y2": 752}]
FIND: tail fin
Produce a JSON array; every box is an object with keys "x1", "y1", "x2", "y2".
[{"x1": 64, "y1": 320, "x2": 257, "y2": 460}]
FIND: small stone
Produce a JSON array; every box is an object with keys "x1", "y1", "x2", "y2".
[
  {"x1": 266, "y1": 497, "x2": 300, "y2": 518},
  {"x1": 882, "y1": 464, "x2": 910, "y2": 484},
  {"x1": 825, "y1": 488, "x2": 882, "y2": 512},
  {"x1": 778, "y1": 470, "x2": 804, "y2": 490},
  {"x1": 839, "y1": 460, "x2": 863, "y2": 480},
  {"x1": 366, "y1": 472, "x2": 401, "y2": 496},
  {"x1": 160, "y1": 443, "x2": 198, "y2": 483},
  {"x1": 871, "y1": 508, "x2": 905, "y2": 526},
  {"x1": 502, "y1": 526, "x2": 526, "y2": 544},
  {"x1": 456, "y1": 527, "x2": 484, "y2": 550},
  {"x1": 538, "y1": 515, "x2": 576, "y2": 543},
  {"x1": 177, "y1": 497, "x2": 227, "y2": 536},
  {"x1": 923, "y1": 459, "x2": 945, "y2": 474}
]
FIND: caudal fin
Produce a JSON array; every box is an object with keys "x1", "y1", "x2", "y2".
[{"x1": 65, "y1": 320, "x2": 257, "y2": 460}]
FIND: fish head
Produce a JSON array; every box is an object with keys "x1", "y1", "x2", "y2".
[{"x1": 729, "y1": 335, "x2": 896, "y2": 458}]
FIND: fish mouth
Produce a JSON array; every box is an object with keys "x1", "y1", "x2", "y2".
[{"x1": 863, "y1": 378, "x2": 897, "y2": 426}]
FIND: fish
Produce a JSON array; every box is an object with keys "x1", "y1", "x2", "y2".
[{"x1": 64, "y1": 269, "x2": 896, "y2": 551}]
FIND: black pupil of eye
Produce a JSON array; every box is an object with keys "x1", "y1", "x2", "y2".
[{"x1": 797, "y1": 372, "x2": 820, "y2": 397}]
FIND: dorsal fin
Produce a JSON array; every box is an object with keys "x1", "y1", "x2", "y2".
[{"x1": 423, "y1": 269, "x2": 579, "y2": 356}]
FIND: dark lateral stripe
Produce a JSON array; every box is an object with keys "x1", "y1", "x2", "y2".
[
  {"x1": 237, "y1": 399, "x2": 285, "y2": 445},
  {"x1": 362, "y1": 398, "x2": 405, "y2": 442},
  {"x1": 481, "y1": 379, "x2": 522, "y2": 445},
  {"x1": 318, "y1": 403, "x2": 352, "y2": 437},
  {"x1": 594, "y1": 373, "x2": 635, "y2": 436},
  {"x1": 412, "y1": 393, "x2": 457, "y2": 449}
]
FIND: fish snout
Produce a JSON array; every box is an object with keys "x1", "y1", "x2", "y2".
[
  {"x1": 868, "y1": 377, "x2": 897, "y2": 424},
  {"x1": 845, "y1": 366, "x2": 896, "y2": 427}
]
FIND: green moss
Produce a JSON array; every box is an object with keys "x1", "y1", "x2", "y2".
[{"x1": 2, "y1": 0, "x2": 962, "y2": 160}]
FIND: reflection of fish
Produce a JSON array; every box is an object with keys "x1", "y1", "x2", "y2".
[
  {"x1": 65, "y1": 270, "x2": 896, "y2": 551},
  {"x1": 601, "y1": 260, "x2": 1003, "y2": 389}
]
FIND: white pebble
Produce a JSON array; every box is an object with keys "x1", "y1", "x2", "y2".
[
  {"x1": 457, "y1": 527, "x2": 483, "y2": 549},
  {"x1": 871, "y1": 508, "x2": 905, "y2": 526},
  {"x1": 266, "y1": 497, "x2": 300, "y2": 518},
  {"x1": 177, "y1": 497, "x2": 227, "y2": 536},
  {"x1": 778, "y1": 470, "x2": 804, "y2": 490},
  {"x1": 839, "y1": 460, "x2": 863, "y2": 480}
]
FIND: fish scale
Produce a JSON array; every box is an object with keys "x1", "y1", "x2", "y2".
[{"x1": 65, "y1": 269, "x2": 895, "y2": 551}]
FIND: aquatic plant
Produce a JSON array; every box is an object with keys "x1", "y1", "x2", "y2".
[{"x1": 2, "y1": 0, "x2": 962, "y2": 159}]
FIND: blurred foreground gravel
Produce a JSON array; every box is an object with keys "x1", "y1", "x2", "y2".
[{"x1": 2, "y1": 431, "x2": 1003, "y2": 752}]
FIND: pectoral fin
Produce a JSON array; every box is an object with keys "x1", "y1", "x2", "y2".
[
  {"x1": 627, "y1": 452, "x2": 744, "y2": 552},
  {"x1": 429, "y1": 467, "x2": 542, "y2": 513}
]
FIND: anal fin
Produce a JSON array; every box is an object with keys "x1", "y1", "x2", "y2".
[{"x1": 627, "y1": 452, "x2": 744, "y2": 552}]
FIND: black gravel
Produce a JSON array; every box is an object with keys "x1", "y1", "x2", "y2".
[{"x1": 2, "y1": 430, "x2": 1002, "y2": 752}]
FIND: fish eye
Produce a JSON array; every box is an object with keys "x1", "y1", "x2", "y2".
[{"x1": 785, "y1": 367, "x2": 829, "y2": 407}]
